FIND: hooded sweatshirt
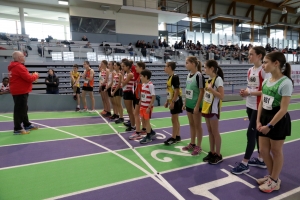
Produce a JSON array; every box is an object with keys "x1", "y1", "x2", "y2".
[
  {"x1": 45, "y1": 74, "x2": 59, "y2": 91},
  {"x1": 8, "y1": 61, "x2": 38, "y2": 95}
]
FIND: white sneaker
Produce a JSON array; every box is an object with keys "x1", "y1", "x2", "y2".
[
  {"x1": 88, "y1": 109, "x2": 97, "y2": 113},
  {"x1": 259, "y1": 177, "x2": 281, "y2": 193},
  {"x1": 79, "y1": 108, "x2": 88, "y2": 112}
]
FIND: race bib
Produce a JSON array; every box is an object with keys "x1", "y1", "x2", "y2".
[
  {"x1": 84, "y1": 80, "x2": 88, "y2": 84},
  {"x1": 167, "y1": 92, "x2": 171, "y2": 100},
  {"x1": 204, "y1": 91, "x2": 213, "y2": 104},
  {"x1": 248, "y1": 75, "x2": 259, "y2": 87},
  {"x1": 99, "y1": 76, "x2": 104, "y2": 84},
  {"x1": 262, "y1": 94, "x2": 274, "y2": 110},
  {"x1": 141, "y1": 93, "x2": 146, "y2": 101},
  {"x1": 185, "y1": 89, "x2": 193, "y2": 99}
]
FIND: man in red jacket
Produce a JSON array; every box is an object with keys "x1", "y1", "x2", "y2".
[{"x1": 8, "y1": 51, "x2": 39, "y2": 135}]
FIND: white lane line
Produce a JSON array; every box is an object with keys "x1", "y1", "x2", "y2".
[
  {"x1": 163, "y1": 130, "x2": 172, "y2": 136},
  {"x1": 228, "y1": 165, "x2": 257, "y2": 181},
  {"x1": 95, "y1": 111, "x2": 185, "y2": 200},
  {"x1": 269, "y1": 187, "x2": 300, "y2": 200},
  {"x1": 0, "y1": 115, "x2": 184, "y2": 200},
  {"x1": 45, "y1": 176, "x2": 150, "y2": 200}
]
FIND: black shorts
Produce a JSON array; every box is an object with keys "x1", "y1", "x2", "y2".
[
  {"x1": 259, "y1": 107, "x2": 291, "y2": 140},
  {"x1": 75, "y1": 87, "x2": 80, "y2": 94},
  {"x1": 112, "y1": 88, "x2": 123, "y2": 97},
  {"x1": 133, "y1": 95, "x2": 140, "y2": 109},
  {"x1": 99, "y1": 85, "x2": 106, "y2": 92},
  {"x1": 123, "y1": 91, "x2": 134, "y2": 100},
  {"x1": 170, "y1": 97, "x2": 183, "y2": 115},
  {"x1": 107, "y1": 88, "x2": 112, "y2": 98},
  {"x1": 82, "y1": 86, "x2": 93, "y2": 92},
  {"x1": 186, "y1": 106, "x2": 202, "y2": 114}
]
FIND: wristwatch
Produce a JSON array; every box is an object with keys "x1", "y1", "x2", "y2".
[{"x1": 267, "y1": 123, "x2": 274, "y2": 129}]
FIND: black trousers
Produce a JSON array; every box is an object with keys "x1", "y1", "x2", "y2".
[
  {"x1": 13, "y1": 94, "x2": 31, "y2": 131},
  {"x1": 244, "y1": 107, "x2": 260, "y2": 160}
]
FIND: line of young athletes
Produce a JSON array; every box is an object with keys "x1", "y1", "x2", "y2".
[{"x1": 69, "y1": 48, "x2": 293, "y2": 193}]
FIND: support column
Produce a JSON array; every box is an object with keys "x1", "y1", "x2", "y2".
[
  {"x1": 212, "y1": 20, "x2": 215, "y2": 33},
  {"x1": 64, "y1": 25, "x2": 67, "y2": 40},
  {"x1": 19, "y1": 7, "x2": 26, "y2": 35},
  {"x1": 250, "y1": 23, "x2": 254, "y2": 43},
  {"x1": 284, "y1": 26, "x2": 288, "y2": 40},
  {"x1": 267, "y1": 27, "x2": 270, "y2": 38}
]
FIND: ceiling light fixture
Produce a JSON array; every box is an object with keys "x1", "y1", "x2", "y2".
[{"x1": 58, "y1": 0, "x2": 68, "y2": 5}]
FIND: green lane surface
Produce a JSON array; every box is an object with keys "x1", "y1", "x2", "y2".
[{"x1": 0, "y1": 153, "x2": 147, "y2": 200}]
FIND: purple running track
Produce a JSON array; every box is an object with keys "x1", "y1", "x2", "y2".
[{"x1": 1, "y1": 110, "x2": 299, "y2": 169}]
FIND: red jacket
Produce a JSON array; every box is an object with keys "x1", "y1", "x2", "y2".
[{"x1": 8, "y1": 62, "x2": 38, "y2": 95}]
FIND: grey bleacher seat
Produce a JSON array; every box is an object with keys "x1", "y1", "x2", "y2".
[{"x1": 0, "y1": 50, "x2": 15, "y2": 57}]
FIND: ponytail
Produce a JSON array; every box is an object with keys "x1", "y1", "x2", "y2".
[
  {"x1": 283, "y1": 63, "x2": 294, "y2": 86},
  {"x1": 217, "y1": 66, "x2": 224, "y2": 81},
  {"x1": 205, "y1": 60, "x2": 224, "y2": 80},
  {"x1": 197, "y1": 61, "x2": 202, "y2": 72}
]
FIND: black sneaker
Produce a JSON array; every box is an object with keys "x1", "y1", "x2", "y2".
[
  {"x1": 103, "y1": 112, "x2": 112, "y2": 118},
  {"x1": 209, "y1": 153, "x2": 223, "y2": 165},
  {"x1": 75, "y1": 107, "x2": 80, "y2": 112},
  {"x1": 110, "y1": 114, "x2": 118, "y2": 120},
  {"x1": 123, "y1": 121, "x2": 131, "y2": 127},
  {"x1": 125, "y1": 126, "x2": 136, "y2": 132},
  {"x1": 203, "y1": 151, "x2": 214, "y2": 162},
  {"x1": 176, "y1": 136, "x2": 181, "y2": 142},
  {"x1": 115, "y1": 118, "x2": 124, "y2": 124},
  {"x1": 164, "y1": 137, "x2": 177, "y2": 145},
  {"x1": 73, "y1": 95, "x2": 77, "y2": 100}
]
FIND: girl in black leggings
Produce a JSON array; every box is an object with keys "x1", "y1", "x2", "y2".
[{"x1": 231, "y1": 46, "x2": 269, "y2": 175}]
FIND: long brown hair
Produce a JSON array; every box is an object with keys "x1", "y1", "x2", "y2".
[
  {"x1": 264, "y1": 51, "x2": 293, "y2": 85},
  {"x1": 205, "y1": 60, "x2": 224, "y2": 80},
  {"x1": 186, "y1": 56, "x2": 202, "y2": 72},
  {"x1": 251, "y1": 46, "x2": 266, "y2": 62}
]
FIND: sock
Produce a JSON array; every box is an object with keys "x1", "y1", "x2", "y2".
[
  {"x1": 136, "y1": 131, "x2": 141, "y2": 134},
  {"x1": 176, "y1": 135, "x2": 181, "y2": 138},
  {"x1": 242, "y1": 161, "x2": 248, "y2": 166},
  {"x1": 142, "y1": 128, "x2": 146, "y2": 131},
  {"x1": 77, "y1": 105, "x2": 80, "y2": 108},
  {"x1": 147, "y1": 133, "x2": 151, "y2": 137},
  {"x1": 107, "y1": 112, "x2": 111, "y2": 115},
  {"x1": 191, "y1": 143, "x2": 196, "y2": 147},
  {"x1": 270, "y1": 177, "x2": 278, "y2": 183},
  {"x1": 258, "y1": 157, "x2": 264, "y2": 162}
]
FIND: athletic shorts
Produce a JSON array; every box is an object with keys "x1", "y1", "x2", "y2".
[
  {"x1": 112, "y1": 88, "x2": 123, "y2": 97},
  {"x1": 186, "y1": 106, "x2": 202, "y2": 114},
  {"x1": 82, "y1": 86, "x2": 93, "y2": 92},
  {"x1": 133, "y1": 95, "x2": 140, "y2": 109},
  {"x1": 75, "y1": 87, "x2": 80, "y2": 94},
  {"x1": 107, "y1": 87, "x2": 112, "y2": 98},
  {"x1": 140, "y1": 107, "x2": 153, "y2": 120},
  {"x1": 98, "y1": 85, "x2": 106, "y2": 92},
  {"x1": 123, "y1": 91, "x2": 134, "y2": 100},
  {"x1": 202, "y1": 113, "x2": 219, "y2": 119},
  {"x1": 170, "y1": 97, "x2": 183, "y2": 115},
  {"x1": 259, "y1": 107, "x2": 291, "y2": 140}
]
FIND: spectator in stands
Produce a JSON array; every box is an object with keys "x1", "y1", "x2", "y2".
[
  {"x1": 152, "y1": 40, "x2": 158, "y2": 48},
  {"x1": 45, "y1": 69, "x2": 59, "y2": 94},
  {"x1": 84, "y1": 42, "x2": 91, "y2": 48},
  {"x1": 0, "y1": 77, "x2": 10, "y2": 95},
  {"x1": 159, "y1": 39, "x2": 162, "y2": 47},
  {"x1": 181, "y1": 32, "x2": 186, "y2": 46},
  {"x1": 162, "y1": 39, "x2": 168, "y2": 47},
  {"x1": 147, "y1": 42, "x2": 152, "y2": 48},
  {"x1": 174, "y1": 41, "x2": 179, "y2": 49},
  {"x1": 38, "y1": 39, "x2": 45, "y2": 56},
  {"x1": 128, "y1": 43, "x2": 134, "y2": 56},
  {"x1": 82, "y1": 35, "x2": 88, "y2": 41},
  {"x1": 141, "y1": 45, "x2": 147, "y2": 57},
  {"x1": 8, "y1": 51, "x2": 39, "y2": 134},
  {"x1": 149, "y1": 48, "x2": 155, "y2": 56}
]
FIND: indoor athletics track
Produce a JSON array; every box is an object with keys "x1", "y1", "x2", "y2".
[{"x1": 1, "y1": 92, "x2": 300, "y2": 200}]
